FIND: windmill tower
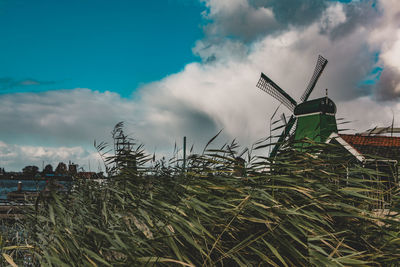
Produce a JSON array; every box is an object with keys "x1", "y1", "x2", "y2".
[{"x1": 256, "y1": 55, "x2": 338, "y2": 157}]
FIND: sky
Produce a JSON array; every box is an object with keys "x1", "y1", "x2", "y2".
[
  {"x1": 0, "y1": 0, "x2": 204, "y2": 96},
  {"x1": 0, "y1": 0, "x2": 400, "y2": 171}
]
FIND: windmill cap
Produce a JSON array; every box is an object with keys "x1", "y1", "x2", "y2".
[{"x1": 294, "y1": 97, "x2": 336, "y2": 116}]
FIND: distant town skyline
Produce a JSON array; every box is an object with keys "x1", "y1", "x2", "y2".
[{"x1": 1, "y1": 0, "x2": 400, "y2": 171}]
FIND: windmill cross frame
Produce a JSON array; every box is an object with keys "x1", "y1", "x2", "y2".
[{"x1": 256, "y1": 55, "x2": 329, "y2": 157}]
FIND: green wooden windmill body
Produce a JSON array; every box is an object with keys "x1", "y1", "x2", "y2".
[{"x1": 294, "y1": 97, "x2": 338, "y2": 143}]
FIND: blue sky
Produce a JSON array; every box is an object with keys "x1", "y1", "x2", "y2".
[{"x1": 0, "y1": 0, "x2": 205, "y2": 96}]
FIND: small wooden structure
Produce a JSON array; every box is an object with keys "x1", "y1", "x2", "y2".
[
  {"x1": 0, "y1": 204, "x2": 25, "y2": 220},
  {"x1": 6, "y1": 181, "x2": 39, "y2": 202}
]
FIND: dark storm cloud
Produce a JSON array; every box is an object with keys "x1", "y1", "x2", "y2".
[
  {"x1": 374, "y1": 67, "x2": 400, "y2": 100},
  {"x1": 364, "y1": 0, "x2": 400, "y2": 100},
  {"x1": 200, "y1": 0, "x2": 400, "y2": 102},
  {"x1": 0, "y1": 89, "x2": 134, "y2": 147},
  {"x1": 328, "y1": 1, "x2": 380, "y2": 40},
  {"x1": 132, "y1": 86, "x2": 223, "y2": 150},
  {"x1": 180, "y1": 108, "x2": 219, "y2": 140},
  {"x1": 202, "y1": 0, "x2": 335, "y2": 43},
  {"x1": 261, "y1": 0, "x2": 329, "y2": 27},
  {"x1": 201, "y1": 0, "x2": 380, "y2": 48},
  {"x1": 201, "y1": 0, "x2": 279, "y2": 43}
]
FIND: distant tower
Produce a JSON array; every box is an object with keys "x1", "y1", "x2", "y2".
[{"x1": 68, "y1": 161, "x2": 78, "y2": 175}]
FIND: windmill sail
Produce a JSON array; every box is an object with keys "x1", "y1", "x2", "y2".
[
  {"x1": 280, "y1": 113, "x2": 287, "y2": 126},
  {"x1": 270, "y1": 115, "x2": 296, "y2": 157},
  {"x1": 257, "y1": 55, "x2": 332, "y2": 158},
  {"x1": 300, "y1": 55, "x2": 328, "y2": 102},
  {"x1": 257, "y1": 73, "x2": 297, "y2": 112}
]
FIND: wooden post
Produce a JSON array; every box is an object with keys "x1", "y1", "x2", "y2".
[
  {"x1": 17, "y1": 181, "x2": 22, "y2": 192},
  {"x1": 183, "y1": 136, "x2": 186, "y2": 173}
]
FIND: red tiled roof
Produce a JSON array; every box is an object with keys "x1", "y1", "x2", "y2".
[
  {"x1": 339, "y1": 134, "x2": 400, "y2": 147},
  {"x1": 338, "y1": 134, "x2": 400, "y2": 160}
]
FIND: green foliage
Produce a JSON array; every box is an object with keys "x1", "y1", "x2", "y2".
[{"x1": 2, "y1": 123, "x2": 400, "y2": 266}]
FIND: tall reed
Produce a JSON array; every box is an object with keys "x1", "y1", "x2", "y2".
[{"x1": 2, "y1": 123, "x2": 400, "y2": 266}]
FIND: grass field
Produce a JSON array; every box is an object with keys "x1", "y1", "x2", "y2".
[{"x1": 2, "y1": 123, "x2": 400, "y2": 266}]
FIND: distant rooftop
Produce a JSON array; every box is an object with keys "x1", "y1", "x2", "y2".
[{"x1": 339, "y1": 134, "x2": 400, "y2": 161}]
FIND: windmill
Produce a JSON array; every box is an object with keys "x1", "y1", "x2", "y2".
[{"x1": 256, "y1": 55, "x2": 338, "y2": 157}]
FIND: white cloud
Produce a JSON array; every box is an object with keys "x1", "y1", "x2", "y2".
[{"x1": 0, "y1": 142, "x2": 101, "y2": 172}]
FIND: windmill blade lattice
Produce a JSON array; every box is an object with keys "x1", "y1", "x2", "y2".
[
  {"x1": 300, "y1": 55, "x2": 328, "y2": 102},
  {"x1": 256, "y1": 55, "x2": 329, "y2": 158},
  {"x1": 290, "y1": 123, "x2": 297, "y2": 136},
  {"x1": 257, "y1": 73, "x2": 297, "y2": 112}
]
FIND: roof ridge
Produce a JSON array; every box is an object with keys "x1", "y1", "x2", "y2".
[
  {"x1": 338, "y1": 134, "x2": 400, "y2": 148},
  {"x1": 339, "y1": 133, "x2": 400, "y2": 139}
]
